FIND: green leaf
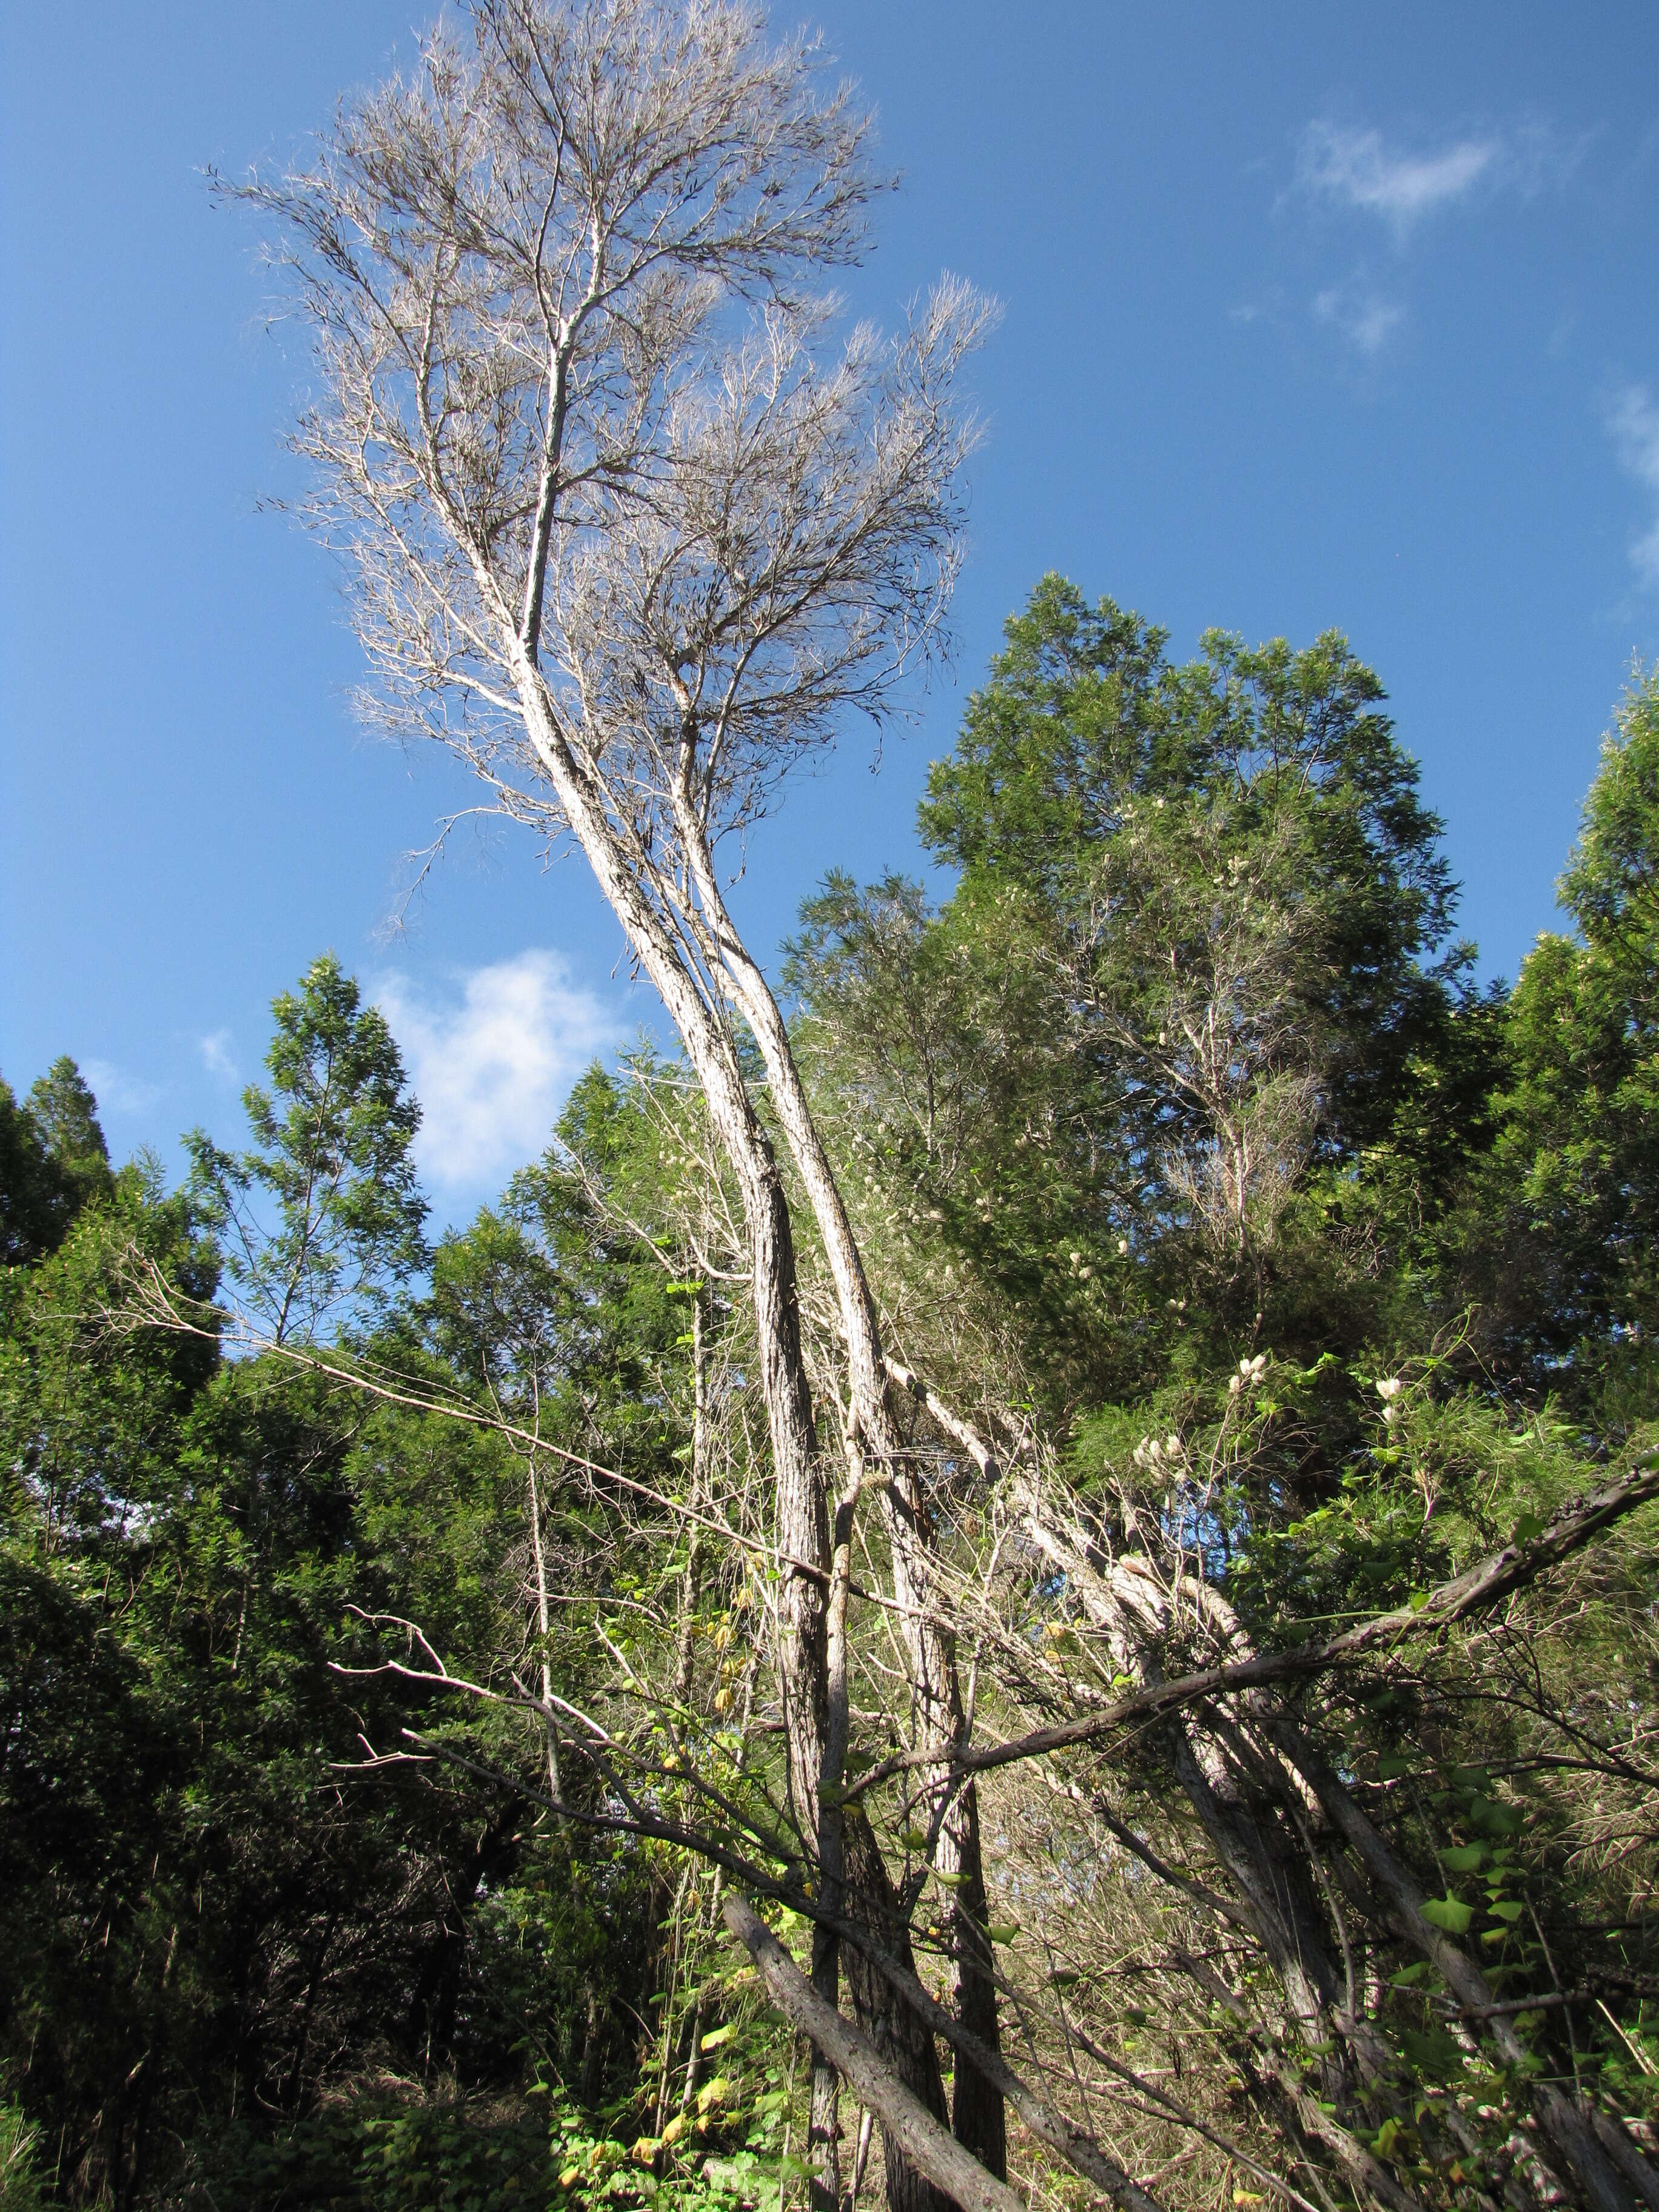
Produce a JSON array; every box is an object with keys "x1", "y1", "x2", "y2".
[
  {"x1": 1486, "y1": 1899, "x2": 1525, "y2": 1923},
  {"x1": 1512, "y1": 1512, "x2": 1546, "y2": 1545},
  {"x1": 700, "y1": 2023, "x2": 737, "y2": 2053},
  {"x1": 1441, "y1": 1844, "x2": 1485, "y2": 1873},
  {"x1": 1469, "y1": 1795, "x2": 1521, "y2": 1838},
  {"x1": 1419, "y1": 1895, "x2": 1473, "y2": 1935}
]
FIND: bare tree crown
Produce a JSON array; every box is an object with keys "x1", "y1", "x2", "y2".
[{"x1": 237, "y1": 0, "x2": 993, "y2": 901}]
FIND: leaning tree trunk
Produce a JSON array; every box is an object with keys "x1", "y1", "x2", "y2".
[
  {"x1": 1020, "y1": 1492, "x2": 1446, "y2": 2211},
  {"x1": 1020, "y1": 1480, "x2": 1659, "y2": 2212}
]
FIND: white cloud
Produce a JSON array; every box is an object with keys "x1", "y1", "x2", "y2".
[
  {"x1": 1606, "y1": 383, "x2": 1659, "y2": 589},
  {"x1": 199, "y1": 1029, "x2": 240, "y2": 1084},
  {"x1": 82, "y1": 1059, "x2": 162, "y2": 1116},
  {"x1": 1313, "y1": 274, "x2": 1405, "y2": 358},
  {"x1": 1296, "y1": 122, "x2": 1501, "y2": 236},
  {"x1": 376, "y1": 949, "x2": 622, "y2": 1196}
]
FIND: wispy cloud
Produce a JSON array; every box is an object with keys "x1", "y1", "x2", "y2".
[
  {"x1": 377, "y1": 950, "x2": 622, "y2": 1198},
  {"x1": 83, "y1": 1059, "x2": 162, "y2": 1117},
  {"x1": 1297, "y1": 122, "x2": 1501, "y2": 237},
  {"x1": 199, "y1": 1030, "x2": 240, "y2": 1084},
  {"x1": 1293, "y1": 119, "x2": 1584, "y2": 246},
  {"x1": 1313, "y1": 273, "x2": 1404, "y2": 358},
  {"x1": 1605, "y1": 383, "x2": 1659, "y2": 589}
]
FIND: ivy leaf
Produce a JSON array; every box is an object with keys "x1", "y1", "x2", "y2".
[
  {"x1": 1441, "y1": 1844, "x2": 1485, "y2": 1873},
  {"x1": 1372, "y1": 2116, "x2": 1404, "y2": 2159},
  {"x1": 1420, "y1": 1895, "x2": 1473, "y2": 1935}
]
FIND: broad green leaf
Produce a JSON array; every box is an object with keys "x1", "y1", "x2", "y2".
[{"x1": 1419, "y1": 1895, "x2": 1473, "y2": 1935}]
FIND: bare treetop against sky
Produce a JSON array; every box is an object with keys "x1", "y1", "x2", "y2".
[{"x1": 4, "y1": 0, "x2": 1659, "y2": 1212}]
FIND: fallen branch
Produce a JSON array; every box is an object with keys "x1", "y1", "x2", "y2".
[
  {"x1": 816, "y1": 1906, "x2": 1304, "y2": 2212},
  {"x1": 722, "y1": 1891, "x2": 1028, "y2": 2212},
  {"x1": 847, "y1": 1455, "x2": 1659, "y2": 1795}
]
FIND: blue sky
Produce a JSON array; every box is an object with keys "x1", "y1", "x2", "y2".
[{"x1": 5, "y1": 2, "x2": 1658, "y2": 1223}]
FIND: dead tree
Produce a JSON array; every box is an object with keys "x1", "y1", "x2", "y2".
[{"x1": 231, "y1": 2, "x2": 997, "y2": 2200}]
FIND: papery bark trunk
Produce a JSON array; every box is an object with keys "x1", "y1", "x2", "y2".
[
  {"x1": 498, "y1": 648, "x2": 965, "y2": 2210},
  {"x1": 689, "y1": 859, "x2": 1003, "y2": 2173}
]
